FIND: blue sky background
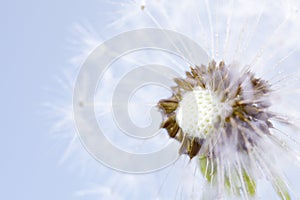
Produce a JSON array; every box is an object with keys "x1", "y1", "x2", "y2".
[
  {"x1": 2, "y1": 0, "x2": 300, "y2": 199},
  {"x1": 0, "y1": 1, "x2": 111, "y2": 199}
]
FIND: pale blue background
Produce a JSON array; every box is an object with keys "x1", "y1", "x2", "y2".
[
  {"x1": 1, "y1": 1, "x2": 299, "y2": 200},
  {"x1": 0, "y1": 1, "x2": 110, "y2": 199}
]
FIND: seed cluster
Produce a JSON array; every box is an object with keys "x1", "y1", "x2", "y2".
[
  {"x1": 158, "y1": 61, "x2": 272, "y2": 159},
  {"x1": 176, "y1": 87, "x2": 226, "y2": 138}
]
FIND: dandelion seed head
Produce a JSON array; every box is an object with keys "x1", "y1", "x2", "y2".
[
  {"x1": 52, "y1": 0, "x2": 300, "y2": 199},
  {"x1": 157, "y1": 59, "x2": 294, "y2": 198}
]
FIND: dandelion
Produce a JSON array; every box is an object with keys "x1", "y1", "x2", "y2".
[
  {"x1": 106, "y1": 0, "x2": 300, "y2": 199},
  {"x1": 54, "y1": 0, "x2": 300, "y2": 199},
  {"x1": 158, "y1": 60, "x2": 291, "y2": 199}
]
